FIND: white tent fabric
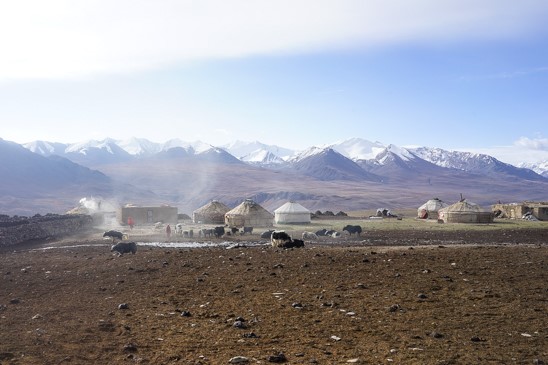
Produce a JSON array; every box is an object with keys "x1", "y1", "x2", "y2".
[
  {"x1": 274, "y1": 201, "x2": 311, "y2": 224},
  {"x1": 417, "y1": 198, "x2": 448, "y2": 218}
]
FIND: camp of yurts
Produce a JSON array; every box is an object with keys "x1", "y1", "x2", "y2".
[
  {"x1": 438, "y1": 199, "x2": 494, "y2": 223},
  {"x1": 224, "y1": 199, "x2": 274, "y2": 228},
  {"x1": 417, "y1": 198, "x2": 449, "y2": 219},
  {"x1": 274, "y1": 201, "x2": 312, "y2": 224},
  {"x1": 193, "y1": 200, "x2": 230, "y2": 224}
]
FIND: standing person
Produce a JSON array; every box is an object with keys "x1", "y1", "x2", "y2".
[
  {"x1": 166, "y1": 224, "x2": 171, "y2": 239},
  {"x1": 127, "y1": 216, "x2": 134, "y2": 230}
]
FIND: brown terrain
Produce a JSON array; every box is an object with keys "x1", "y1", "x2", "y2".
[{"x1": 1, "y1": 223, "x2": 547, "y2": 364}]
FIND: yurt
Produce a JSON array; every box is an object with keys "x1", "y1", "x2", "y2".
[
  {"x1": 438, "y1": 199, "x2": 494, "y2": 223},
  {"x1": 193, "y1": 200, "x2": 230, "y2": 224},
  {"x1": 225, "y1": 199, "x2": 274, "y2": 228},
  {"x1": 417, "y1": 198, "x2": 449, "y2": 219},
  {"x1": 274, "y1": 201, "x2": 311, "y2": 224}
]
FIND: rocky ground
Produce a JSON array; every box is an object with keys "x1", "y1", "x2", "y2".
[{"x1": 0, "y1": 226, "x2": 547, "y2": 364}]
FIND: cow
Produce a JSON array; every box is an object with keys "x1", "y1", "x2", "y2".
[
  {"x1": 200, "y1": 228, "x2": 214, "y2": 237},
  {"x1": 111, "y1": 241, "x2": 137, "y2": 256},
  {"x1": 343, "y1": 225, "x2": 362, "y2": 236},
  {"x1": 175, "y1": 223, "x2": 183, "y2": 235},
  {"x1": 271, "y1": 231, "x2": 292, "y2": 247},
  {"x1": 261, "y1": 230, "x2": 275, "y2": 239},
  {"x1": 241, "y1": 227, "x2": 253, "y2": 235},
  {"x1": 230, "y1": 227, "x2": 239, "y2": 235},
  {"x1": 103, "y1": 230, "x2": 126, "y2": 242},
  {"x1": 315, "y1": 229, "x2": 328, "y2": 236},
  {"x1": 302, "y1": 231, "x2": 318, "y2": 240},
  {"x1": 213, "y1": 226, "x2": 225, "y2": 238},
  {"x1": 284, "y1": 239, "x2": 305, "y2": 248}
]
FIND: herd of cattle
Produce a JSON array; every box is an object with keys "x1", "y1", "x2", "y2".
[{"x1": 105, "y1": 224, "x2": 364, "y2": 255}]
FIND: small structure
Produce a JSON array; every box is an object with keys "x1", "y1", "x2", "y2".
[
  {"x1": 118, "y1": 205, "x2": 178, "y2": 226},
  {"x1": 193, "y1": 200, "x2": 230, "y2": 224},
  {"x1": 417, "y1": 198, "x2": 449, "y2": 219},
  {"x1": 491, "y1": 201, "x2": 548, "y2": 221},
  {"x1": 438, "y1": 199, "x2": 494, "y2": 223},
  {"x1": 225, "y1": 199, "x2": 274, "y2": 228},
  {"x1": 274, "y1": 201, "x2": 311, "y2": 224}
]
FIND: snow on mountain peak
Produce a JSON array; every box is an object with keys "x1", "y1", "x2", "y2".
[{"x1": 331, "y1": 138, "x2": 386, "y2": 160}]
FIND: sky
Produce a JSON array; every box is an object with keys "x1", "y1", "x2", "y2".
[{"x1": 0, "y1": 0, "x2": 547, "y2": 165}]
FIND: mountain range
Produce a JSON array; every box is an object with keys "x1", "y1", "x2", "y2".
[{"x1": 0, "y1": 137, "x2": 546, "y2": 216}]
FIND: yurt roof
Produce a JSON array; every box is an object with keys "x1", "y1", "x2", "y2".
[
  {"x1": 418, "y1": 198, "x2": 448, "y2": 211},
  {"x1": 274, "y1": 201, "x2": 311, "y2": 214},
  {"x1": 439, "y1": 200, "x2": 484, "y2": 213},
  {"x1": 194, "y1": 200, "x2": 230, "y2": 214},
  {"x1": 226, "y1": 199, "x2": 274, "y2": 218}
]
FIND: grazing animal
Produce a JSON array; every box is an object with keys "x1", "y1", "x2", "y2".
[
  {"x1": 325, "y1": 230, "x2": 336, "y2": 236},
  {"x1": 331, "y1": 231, "x2": 341, "y2": 238},
  {"x1": 241, "y1": 227, "x2": 253, "y2": 235},
  {"x1": 201, "y1": 228, "x2": 214, "y2": 237},
  {"x1": 302, "y1": 231, "x2": 318, "y2": 240},
  {"x1": 271, "y1": 231, "x2": 292, "y2": 247},
  {"x1": 103, "y1": 230, "x2": 125, "y2": 242},
  {"x1": 261, "y1": 230, "x2": 275, "y2": 239},
  {"x1": 343, "y1": 225, "x2": 362, "y2": 236},
  {"x1": 111, "y1": 241, "x2": 137, "y2": 256},
  {"x1": 315, "y1": 229, "x2": 328, "y2": 237},
  {"x1": 230, "y1": 227, "x2": 239, "y2": 235},
  {"x1": 175, "y1": 223, "x2": 183, "y2": 235},
  {"x1": 213, "y1": 226, "x2": 225, "y2": 238},
  {"x1": 284, "y1": 239, "x2": 305, "y2": 248}
]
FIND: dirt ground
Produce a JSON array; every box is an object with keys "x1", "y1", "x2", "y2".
[{"x1": 1, "y1": 226, "x2": 547, "y2": 364}]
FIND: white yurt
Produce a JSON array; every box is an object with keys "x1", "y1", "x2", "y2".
[
  {"x1": 274, "y1": 201, "x2": 311, "y2": 224},
  {"x1": 417, "y1": 198, "x2": 449, "y2": 219},
  {"x1": 438, "y1": 199, "x2": 494, "y2": 223}
]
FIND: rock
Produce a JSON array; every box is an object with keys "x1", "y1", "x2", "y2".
[
  {"x1": 181, "y1": 310, "x2": 192, "y2": 317},
  {"x1": 233, "y1": 320, "x2": 246, "y2": 329},
  {"x1": 228, "y1": 356, "x2": 249, "y2": 363},
  {"x1": 417, "y1": 293, "x2": 428, "y2": 299},
  {"x1": 118, "y1": 303, "x2": 129, "y2": 310},
  {"x1": 267, "y1": 352, "x2": 287, "y2": 363},
  {"x1": 388, "y1": 304, "x2": 401, "y2": 312},
  {"x1": 9, "y1": 298, "x2": 20, "y2": 304},
  {"x1": 429, "y1": 331, "x2": 443, "y2": 338},
  {"x1": 292, "y1": 302, "x2": 303, "y2": 309},
  {"x1": 123, "y1": 343, "x2": 138, "y2": 353}
]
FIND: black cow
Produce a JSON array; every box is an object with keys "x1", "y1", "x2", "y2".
[
  {"x1": 103, "y1": 230, "x2": 125, "y2": 242},
  {"x1": 241, "y1": 227, "x2": 253, "y2": 235},
  {"x1": 283, "y1": 239, "x2": 305, "y2": 248},
  {"x1": 315, "y1": 229, "x2": 328, "y2": 236},
  {"x1": 111, "y1": 242, "x2": 137, "y2": 256},
  {"x1": 261, "y1": 230, "x2": 275, "y2": 239},
  {"x1": 271, "y1": 231, "x2": 292, "y2": 247},
  {"x1": 213, "y1": 226, "x2": 225, "y2": 238},
  {"x1": 343, "y1": 225, "x2": 362, "y2": 236},
  {"x1": 230, "y1": 227, "x2": 239, "y2": 235}
]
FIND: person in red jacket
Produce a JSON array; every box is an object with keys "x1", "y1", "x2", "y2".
[{"x1": 127, "y1": 216, "x2": 134, "y2": 230}]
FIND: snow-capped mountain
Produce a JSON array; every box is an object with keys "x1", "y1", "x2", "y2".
[
  {"x1": 222, "y1": 140, "x2": 295, "y2": 160},
  {"x1": 330, "y1": 138, "x2": 386, "y2": 160},
  {"x1": 24, "y1": 140, "x2": 68, "y2": 156},
  {"x1": 289, "y1": 147, "x2": 381, "y2": 181},
  {"x1": 117, "y1": 137, "x2": 162, "y2": 156},
  {"x1": 519, "y1": 160, "x2": 548, "y2": 178},
  {"x1": 241, "y1": 149, "x2": 287, "y2": 166},
  {"x1": 410, "y1": 147, "x2": 545, "y2": 181}
]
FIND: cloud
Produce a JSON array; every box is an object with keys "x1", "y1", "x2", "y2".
[
  {"x1": 513, "y1": 136, "x2": 548, "y2": 150},
  {"x1": 1, "y1": 0, "x2": 548, "y2": 80}
]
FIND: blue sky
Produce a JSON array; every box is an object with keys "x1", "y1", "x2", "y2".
[{"x1": 0, "y1": 0, "x2": 547, "y2": 164}]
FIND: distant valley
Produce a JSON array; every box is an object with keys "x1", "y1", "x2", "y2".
[{"x1": 0, "y1": 137, "x2": 546, "y2": 216}]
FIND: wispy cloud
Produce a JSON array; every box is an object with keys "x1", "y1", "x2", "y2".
[
  {"x1": 459, "y1": 67, "x2": 548, "y2": 82},
  {"x1": 1, "y1": 0, "x2": 548, "y2": 80},
  {"x1": 513, "y1": 136, "x2": 548, "y2": 150}
]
